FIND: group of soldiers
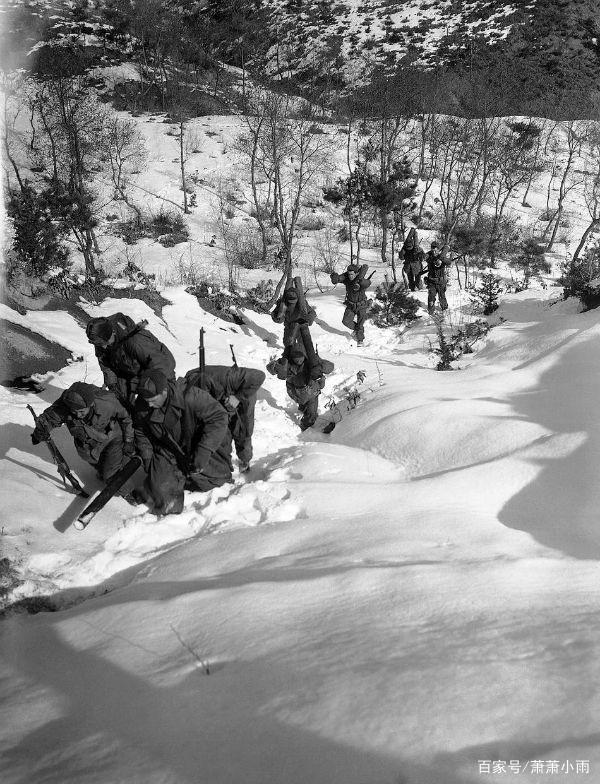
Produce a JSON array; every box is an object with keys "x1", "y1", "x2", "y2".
[
  {"x1": 399, "y1": 228, "x2": 452, "y2": 314},
  {"x1": 29, "y1": 230, "x2": 449, "y2": 518},
  {"x1": 31, "y1": 313, "x2": 265, "y2": 516},
  {"x1": 29, "y1": 280, "x2": 348, "y2": 517}
]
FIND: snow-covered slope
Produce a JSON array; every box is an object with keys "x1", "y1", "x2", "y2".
[
  {"x1": 2, "y1": 277, "x2": 600, "y2": 783},
  {"x1": 6, "y1": 0, "x2": 600, "y2": 116}
]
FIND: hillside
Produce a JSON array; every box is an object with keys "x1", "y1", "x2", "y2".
[
  {"x1": 4, "y1": 26, "x2": 600, "y2": 778},
  {"x1": 3, "y1": 272, "x2": 600, "y2": 784},
  {"x1": 4, "y1": 0, "x2": 600, "y2": 117}
]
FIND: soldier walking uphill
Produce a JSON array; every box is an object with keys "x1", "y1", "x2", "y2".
[
  {"x1": 267, "y1": 326, "x2": 334, "y2": 431},
  {"x1": 424, "y1": 242, "x2": 452, "y2": 316},
  {"x1": 271, "y1": 284, "x2": 316, "y2": 348},
  {"x1": 399, "y1": 228, "x2": 425, "y2": 291},
  {"x1": 330, "y1": 264, "x2": 371, "y2": 346},
  {"x1": 184, "y1": 363, "x2": 266, "y2": 473},
  {"x1": 31, "y1": 382, "x2": 135, "y2": 482},
  {"x1": 133, "y1": 370, "x2": 232, "y2": 515},
  {"x1": 86, "y1": 312, "x2": 175, "y2": 409}
]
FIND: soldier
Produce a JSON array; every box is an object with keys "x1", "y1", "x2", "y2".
[
  {"x1": 399, "y1": 228, "x2": 425, "y2": 291},
  {"x1": 424, "y1": 242, "x2": 452, "y2": 316},
  {"x1": 271, "y1": 284, "x2": 316, "y2": 348},
  {"x1": 133, "y1": 370, "x2": 232, "y2": 515},
  {"x1": 30, "y1": 382, "x2": 135, "y2": 482},
  {"x1": 184, "y1": 364, "x2": 266, "y2": 473},
  {"x1": 267, "y1": 343, "x2": 334, "y2": 432},
  {"x1": 85, "y1": 312, "x2": 176, "y2": 409},
  {"x1": 330, "y1": 264, "x2": 371, "y2": 346}
]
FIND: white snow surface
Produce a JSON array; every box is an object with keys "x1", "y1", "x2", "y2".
[{"x1": 2, "y1": 280, "x2": 600, "y2": 783}]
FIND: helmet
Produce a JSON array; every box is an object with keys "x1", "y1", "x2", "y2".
[
  {"x1": 62, "y1": 382, "x2": 96, "y2": 412},
  {"x1": 86, "y1": 317, "x2": 114, "y2": 345},
  {"x1": 137, "y1": 370, "x2": 168, "y2": 399},
  {"x1": 289, "y1": 347, "x2": 306, "y2": 366},
  {"x1": 283, "y1": 287, "x2": 298, "y2": 304}
]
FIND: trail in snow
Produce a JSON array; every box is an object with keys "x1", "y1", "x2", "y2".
[
  {"x1": 4, "y1": 281, "x2": 600, "y2": 784},
  {"x1": 1, "y1": 285, "x2": 410, "y2": 608}
]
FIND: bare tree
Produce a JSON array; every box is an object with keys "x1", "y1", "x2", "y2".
[
  {"x1": 236, "y1": 109, "x2": 273, "y2": 265},
  {"x1": 238, "y1": 89, "x2": 334, "y2": 304},
  {"x1": 545, "y1": 121, "x2": 585, "y2": 251},
  {"x1": 521, "y1": 119, "x2": 548, "y2": 207},
  {"x1": 487, "y1": 121, "x2": 539, "y2": 262},
  {"x1": 436, "y1": 117, "x2": 489, "y2": 242},
  {"x1": 103, "y1": 116, "x2": 147, "y2": 216},
  {"x1": 572, "y1": 123, "x2": 600, "y2": 263},
  {"x1": 28, "y1": 74, "x2": 111, "y2": 275},
  {"x1": 416, "y1": 112, "x2": 444, "y2": 222}
]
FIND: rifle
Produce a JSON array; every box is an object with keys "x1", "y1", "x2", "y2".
[
  {"x1": 27, "y1": 405, "x2": 89, "y2": 497},
  {"x1": 357, "y1": 264, "x2": 369, "y2": 282},
  {"x1": 119, "y1": 318, "x2": 148, "y2": 341},
  {"x1": 199, "y1": 328, "x2": 205, "y2": 385},
  {"x1": 75, "y1": 456, "x2": 141, "y2": 529},
  {"x1": 299, "y1": 324, "x2": 322, "y2": 380},
  {"x1": 101, "y1": 317, "x2": 149, "y2": 348},
  {"x1": 230, "y1": 344, "x2": 238, "y2": 368},
  {"x1": 293, "y1": 276, "x2": 309, "y2": 316}
]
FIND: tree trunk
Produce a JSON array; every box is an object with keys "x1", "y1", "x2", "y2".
[
  {"x1": 180, "y1": 119, "x2": 188, "y2": 213},
  {"x1": 346, "y1": 118, "x2": 354, "y2": 262},
  {"x1": 267, "y1": 260, "x2": 291, "y2": 309},
  {"x1": 380, "y1": 207, "x2": 388, "y2": 266},
  {"x1": 572, "y1": 218, "x2": 600, "y2": 263},
  {"x1": 454, "y1": 258, "x2": 462, "y2": 290}
]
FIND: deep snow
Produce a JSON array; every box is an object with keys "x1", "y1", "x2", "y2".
[
  {"x1": 3, "y1": 79, "x2": 600, "y2": 784},
  {"x1": 2, "y1": 277, "x2": 600, "y2": 784}
]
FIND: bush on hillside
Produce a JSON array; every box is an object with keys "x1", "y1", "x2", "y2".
[
  {"x1": 222, "y1": 225, "x2": 264, "y2": 270},
  {"x1": 559, "y1": 240, "x2": 600, "y2": 310},
  {"x1": 115, "y1": 208, "x2": 189, "y2": 247},
  {"x1": 470, "y1": 272, "x2": 503, "y2": 315},
  {"x1": 186, "y1": 281, "x2": 244, "y2": 324},
  {"x1": 7, "y1": 184, "x2": 70, "y2": 283},
  {"x1": 509, "y1": 239, "x2": 551, "y2": 290},
  {"x1": 244, "y1": 279, "x2": 275, "y2": 310},
  {"x1": 368, "y1": 280, "x2": 421, "y2": 326}
]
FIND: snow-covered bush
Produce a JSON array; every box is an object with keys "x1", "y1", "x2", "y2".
[
  {"x1": 559, "y1": 240, "x2": 600, "y2": 310},
  {"x1": 245, "y1": 279, "x2": 275, "y2": 309},
  {"x1": 296, "y1": 214, "x2": 327, "y2": 231},
  {"x1": 368, "y1": 280, "x2": 421, "y2": 326},
  {"x1": 187, "y1": 282, "x2": 244, "y2": 324},
  {"x1": 433, "y1": 320, "x2": 455, "y2": 371},
  {"x1": 151, "y1": 207, "x2": 188, "y2": 240},
  {"x1": 470, "y1": 273, "x2": 503, "y2": 315},
  {"x1": 222, "y1": 225, "x2": 264, "y2": 270},
  {"x1": 315, "y1": 226, "x2": 343, "y2": 273},
  {"x1": 449, "y1": 320, "x2": 491, "y2": 355},
  {"x1": 6, "y1": 184, "x2": 70, "y2": 285},
  {"x1": 509, "y1": 239, "x2": 550, "y2": 290}
]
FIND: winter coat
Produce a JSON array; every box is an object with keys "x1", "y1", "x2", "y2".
[
  {"x1": 425, "y1": 252, "x2": 451, "y2": 289},
  {"x1": 184, "y1": 365, "x2": 265, "y2": 409},
  {"x1": 399, "y1": 229, "x2": 421, "y2": 262},
  {"x1": 36, "y1": 383, "x2": 134, "y2": 464},
  {"x1": 184, "y1": 364, "x2": 265, "y2": 460},
  {"x1": 285, "y1": 363, "x2": 325, "y2": 406},
  {"x1": 284, "y1": 351, "x2": 334, "y2": 403},
  {"x1": 271, "y1": 297, "x2": 316, "y2": 348},
  {"x1": 134, "y1": 378, "x2": 230, "y2": 475},
  {"x1": 330, "y1": 271, "x2": 371, "y2": 309},
  {"x1": 402, "y1": 246, "x2": 425, "y2": 272},
  {"x1": 93, "y1": 313, "x2": 176, "y2": 400}
]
